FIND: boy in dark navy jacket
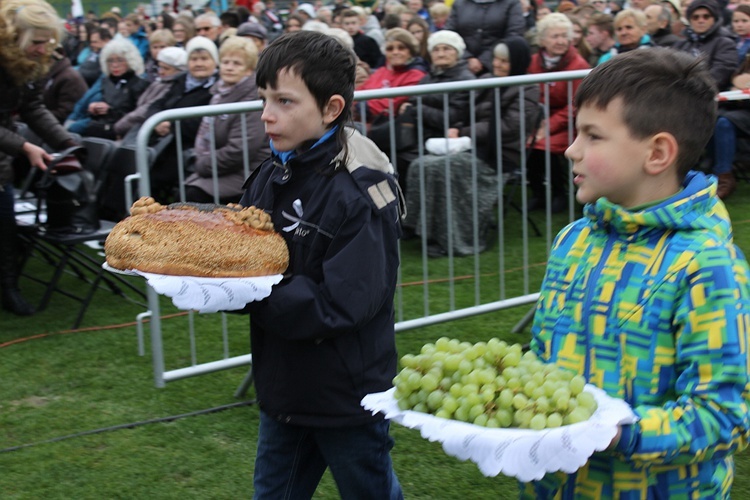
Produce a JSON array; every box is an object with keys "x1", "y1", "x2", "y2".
[{"x1": 239, "y1": 31, "x2": 404, "y2": 499}]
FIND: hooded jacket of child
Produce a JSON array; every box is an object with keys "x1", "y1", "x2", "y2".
[
  {"x1": 525, "y1": 171, "x2": 750, "y2": 498},
  {"x1": 239, "y1": 128, "x2": 402, "y2": 428}
]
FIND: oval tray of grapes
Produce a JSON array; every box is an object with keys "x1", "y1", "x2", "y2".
[{"x1": 361, "y1": 338, "x2": 638, "y2": 482}]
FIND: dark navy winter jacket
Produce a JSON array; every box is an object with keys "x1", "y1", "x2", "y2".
[{"x1": 240, "y1": 128, "x2": 402, "y2": 427}]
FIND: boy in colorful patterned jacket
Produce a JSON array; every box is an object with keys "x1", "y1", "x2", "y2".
[{"x1": 525, "y1": 48, "x2": 750, "y2": 498}]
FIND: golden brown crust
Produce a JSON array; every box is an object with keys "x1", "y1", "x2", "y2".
[{"x1": 105, "y1": 197, "x2": 289, "y2": 277}]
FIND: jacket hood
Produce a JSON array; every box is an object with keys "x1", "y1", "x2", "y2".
[
  {"x1": 337, "y1": 126, "x2": 394, "y2": 175},
  {"x1": 583, "y1": 170, "x2": 732, "y2": 240},
  {"x1": 684, "y1": 17, "x2": 728, "y2": 41},
  {"x1": 686, "y1": 0, "x2": 721, "y2": 20}
]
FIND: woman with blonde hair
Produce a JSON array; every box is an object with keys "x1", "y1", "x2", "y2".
[
  {"x1": 526, "y1": 12, "x2": 589, "y2": 212},
  {"x1": 172, "y1": 15, "x2": 196, "y2": 48},
  {"x1": 597, "y1": 9, "x2": 654, "y2": 64},
  {"x1": 184, "y1": 36, "x2": 270, "y2": 204},
  {"x1": 0, "y1": 0, "x2": 79, "y2": 315}
]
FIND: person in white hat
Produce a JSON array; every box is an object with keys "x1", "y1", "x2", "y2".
[
  {"x1": 184, "y1": 36, "x2": 270, "y2": 204},
  {"x1": 394, "y1": 30, "x2": 474, "y2": 190},
  {"x1": 295, "y1": 3, "x2": 317, "y2": 21},
  {"x1": 145, "y1": 36, "x2": 220, "y2": 203},
  {"x1": 113, "y1": 46, "x2": 188, "y2": 140}
]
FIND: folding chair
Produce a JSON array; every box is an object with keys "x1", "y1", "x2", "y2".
[
  {"x1": 16, "y1": 140, "x2": 146, "y2": 328},
  {"x1": 80, "y1": 136, "x2": 117, "y2": 179},
  {"x1": 19, "y1": 220, "x2": 147, "y2": 329}
]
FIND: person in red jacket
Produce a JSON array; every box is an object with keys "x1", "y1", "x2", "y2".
[
  {"x1": 527, "y1": 13, "x2": 590, "y2": 213},
  {"x1": 356, "y1": 28, "x2": 428, "y2": 123}
]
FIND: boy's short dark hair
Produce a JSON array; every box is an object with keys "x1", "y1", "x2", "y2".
[
  {"x1": 256, "y1": 31, "x2": 356, "y2": 133},
  {"x1": 575, "y1": 48, "x2": 717, "y2": 179}
]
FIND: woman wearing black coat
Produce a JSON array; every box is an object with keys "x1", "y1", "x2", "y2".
[
  {"x1": 445, "y1": 0, "x2": 527, "y2": 75},
  {"x1": 66, "y1": 38, "x2": 150, "y2": 139},
  {"x1": 403, "y1": 36, "x2": 539, "y2": 257},
  {"x1": 396, "y1": 30, "x2": 476, "y2": 190},
  {"x1": 0, "y1": 0, "x2": 78, "y2": 315},
  {"x1": 146, "y1": 36, "x2": 219, "y2": 203}
]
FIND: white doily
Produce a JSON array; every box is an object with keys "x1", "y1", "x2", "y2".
[
  {"x1": 103, "y1": 263, "x2": 282, "y2": 313},
  {"x1": 361, "y1": 385, "x2": 637, "y2": 482},
  {"x1": 425, "y1": 137, "x2": 472, "y2": 156}
]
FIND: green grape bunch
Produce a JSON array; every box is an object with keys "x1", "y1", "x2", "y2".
[{"x1": 392, "y1": 338, "x2": 598, "y2": 429}]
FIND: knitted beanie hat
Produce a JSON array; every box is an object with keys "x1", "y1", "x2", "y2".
[
  {"x1": 186, "y1": 35, "x2": 219, "y2": 64},
  {"x1": 427, "y1": 30, "x2": 466, "y2": 58},
  {"x1": 157, "y1": 46, "x2": 188, "y2": 71}
]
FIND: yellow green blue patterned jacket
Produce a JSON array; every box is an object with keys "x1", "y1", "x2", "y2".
[{"x1": 525, "y1": 171, "x2": 750, "y2": 499}]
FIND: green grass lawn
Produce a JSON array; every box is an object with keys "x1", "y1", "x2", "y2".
[{"x1": 2, "y1": 180, "x2": 750, "y2": 499}]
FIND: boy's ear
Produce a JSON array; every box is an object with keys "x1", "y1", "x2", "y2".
[
  {"x1": 644, "y1": 132, "x2": 678, "y2": 176},
  {"x1": 322, "y1": 94, "x2": 346, "y2": 126}
]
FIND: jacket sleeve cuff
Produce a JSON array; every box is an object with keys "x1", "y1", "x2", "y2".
[{"x1": 614, "y1": 422, "x2": 639, "y2": 456}]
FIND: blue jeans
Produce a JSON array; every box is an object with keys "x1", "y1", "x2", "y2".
[
  {"x1": 710, "y1": 116, "x2": 736, "y2": 175},
  {"x1": 253, "y1": 411, "x2": 403, "y2": 500}
]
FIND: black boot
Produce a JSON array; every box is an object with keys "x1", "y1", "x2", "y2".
[{"x1": 0, "y1": 216, "x2": 35, "y2": 316}]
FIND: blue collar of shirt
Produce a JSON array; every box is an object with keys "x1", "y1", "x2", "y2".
[{"x1": 270, "y1": 125, "x2": 339, "y2": 165}]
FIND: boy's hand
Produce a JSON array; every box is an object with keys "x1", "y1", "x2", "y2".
[
  {"x1": 607, "y1": 426, "x2": 622, "y2": 450},
  {"x1": 447, "y1": 128, "x2": 459, "y2": 138}
]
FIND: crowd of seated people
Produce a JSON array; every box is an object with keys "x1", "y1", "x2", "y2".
[
  {"x1": 36, "y1": 0, "x2": 748, "y2": 231},
  {"x1": 403, "y1": 35, "x2": 540, "y2": 257}
]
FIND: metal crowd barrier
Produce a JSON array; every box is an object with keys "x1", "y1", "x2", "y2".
[{"x1": 133, "y1": 69, "x2": 591, "y2": 388}]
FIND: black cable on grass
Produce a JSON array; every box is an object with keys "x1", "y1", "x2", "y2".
[{"x1": 0, "y1": 399, "x2": 256, "y2": 454}]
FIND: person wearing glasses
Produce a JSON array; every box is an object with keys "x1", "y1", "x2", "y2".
[
  {"x1": 65, "y1": 38, "x2": 149, "y2": 139},
  {"x1": 674, "y1": 0, "x2": 737, "y2": 90},
  {"x1": 356, "y1": 28, "x2": 428, "y2": 124},
  {"x1": 674, "y1": 0, "x2": 738, "y2": 199},
  {"x1": 0, "y1": 0, "x2": 80, "y2": 316},
  {"x1": 194, "y1": 13, "x2": 221, "y2": 46}
]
